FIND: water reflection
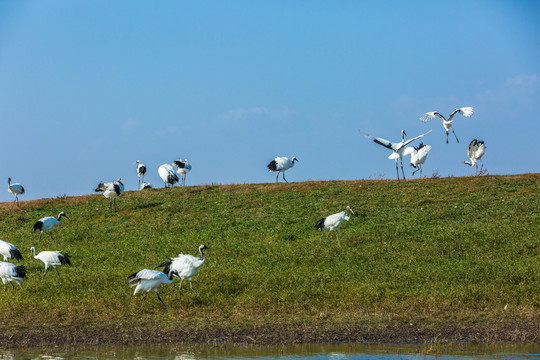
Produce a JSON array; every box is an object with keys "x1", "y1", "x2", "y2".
[{"x1": 2, "y1": 343, "x2": 539, "y2": 360}]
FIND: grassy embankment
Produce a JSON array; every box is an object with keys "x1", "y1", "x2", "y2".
[{"x1": 0, "y1": 174, "x2": 538, "y2": 346}]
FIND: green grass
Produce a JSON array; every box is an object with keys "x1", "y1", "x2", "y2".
[{"x1": 0, "y1": 174, "x2": 538, "y2": 343}]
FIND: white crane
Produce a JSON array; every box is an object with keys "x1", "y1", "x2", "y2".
[
  {"x1": 359, "y1": 130, "x2": 432, "y2": 180},
  {"x1": 128, "y1": 268, "x2": 179, "y2": 309},
  {"x1": 30, "y1": 247, "x2": 71, "y2": 279},
  {"x1": 419, "y1": 107, "x2": 474, "y2": 144},
  {"x1": 403, "y1": 143, "x2": 432, "y2": 176},
  {"x1": 0, "y1": 239, "x2": 23, "y2": 262},
  {"x1": 158, "y1": 164, "x2": 179, "y2": 189},
  {"x1": 462, "y1": 139, "x2": 486, "y2": 173},
  {"x1": 267, "y1": 157, "x2": 299, "y2": 183},
  {"x1": 315, "y1": 206, "x2": 354, "y2": 246},
  {"x1": 173, "y1": 159, "x2": 192, "y2": 186},
  {"x1": 156, "y1": 244, "x2": 209, "y2": 295},
  {"x1": 7, "y1": 177, "x2": 25, "y2": 208},
  {"x1": 95, "y1": 178, "x2": 124, "y2": 210},
  {"x1": 33, "y1": 211, "x2": 68, "y2": 242},
  {"x1": 134, "y1": 160, "x2": 147, "y2": 188},
  {"x1": 0, "y1": 261, "x2": 27, "y2": 292}
]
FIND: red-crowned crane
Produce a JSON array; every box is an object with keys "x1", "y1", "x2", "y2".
[
  {"x1": 134, "y1": 160, "x2": 147, "y2": 189},
  {"x1": 315, "y1": 206, "x2": 354, "y2": 247},
  {"x1": 419, "y1": 107, "x2": 474, "y2": 144},
  {"x1": 7, "y1": 178, "x2": 24, "y2": 208},
  {"x1": 173, "y1": 159, "x2": 192, "y2": 186},
  {"x1": 33, "y1": 212, "x2": 68, "y2": 242},
  {"x1": 128, "y1": 268, "x2": 179, "y2": 309},
  {"x1": 158, "y1": 164, "x2": 179, "y2": 189},
  {"x1": 30, "y1": 247, "x2": 71, "y2": 279},
  {"x1": 0, "y1": 239, "x2": 23, "y2": 262},
  {"x1": 267, "y1": 157, "x2": 299, "y2": 183},
  {"x1": 403, "y1": 143, "x2": 432, "y2": 176},
  {"x1": 0, "y1": 261, "x2": 26, "y2": 292},
  {"x1": 462, "y1": 139, "x2": 486, "y2": 174},
  {"x1": 359, "y1": 130, "x2": 432, "y2": 180},
  {"x1": 156, "y1": 244, "x2": 209, "y2": 295},
  {"x1": 95, "y1": 178, "x2": 124, "y2": 211}
]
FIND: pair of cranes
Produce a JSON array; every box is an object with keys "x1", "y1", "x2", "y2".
[
  {"x1": 134, "y1": 159, "x2": 192, "y2": 189},
  {"x1": 360, "y1": 107, "x2": 486, "y2": 179}
]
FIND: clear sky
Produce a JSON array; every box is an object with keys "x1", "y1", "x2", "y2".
[{"x1": 1, "y1": 1, "x2": 539, "y2": 201}]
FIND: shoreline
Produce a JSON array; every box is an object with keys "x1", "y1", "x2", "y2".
[{"x1": 2, "y1": 321, "x2": 538, "y2": 348}]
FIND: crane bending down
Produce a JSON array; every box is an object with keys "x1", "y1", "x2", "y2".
[
  {"x1": 403, "y1": 143, "x2": 432, "y2": 176},
  {"x1": 30, "y1": 247, "x2": 71, "y2": 279},
  {"x1": 267, "y1": 157, "x2": 298, "y2": 183},
  {"x1": 95, "y1": 179, "x2": 124, "y2": 211},
  {"x1": 0, "y1": 239, "x2": 23, "y2": 262},
  {"x1": 158, "y1": 164, "x2": 179, "y2": 189},
  {"x1": 173, "y1": 159, "x2": 192, "y2": 186},
  {"x1": 156, "y1": 244, "x2": 209, "y2": 295},
  {"x1": 134, "y1": 160, "x2": 147, "y2": 189},
  {"x1": 462, "y1": 139, "x2": 486, "y2": 174},
  {"x1": 419, "y1": 107, "x2": 474, "y2": 144},
  {"x1": 128, "y1": 268, "x2": 179, "y2": 309},
  {"x1": 359, "y1": 130, "x2": 432, "y2": 180},
  {"x1": 0, "y1": 261, "x2": 26, "y2": 292},
  {"x1": 33, "y1": 212, "x2": 68, "y2": 242},
  {"x1": 315, "y1": 206, "x2": 354, "y2": 247},
  {"x1": 7, "y1": 178, "x2": 24, "y2": 208}
]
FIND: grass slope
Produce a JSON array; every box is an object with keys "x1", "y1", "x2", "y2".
[{"x1": 0, "y1": 174, "x2": 538, "y2": 346}]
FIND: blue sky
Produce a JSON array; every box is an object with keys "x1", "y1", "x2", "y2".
[{"x1": 0, "y1": 1, "x2": 539, "y2": 201}]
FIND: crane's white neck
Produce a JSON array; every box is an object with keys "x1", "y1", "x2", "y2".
[
  {"x1": 199, "y1": 247, "x2": 206, "y2": 264},
  {"x1": 30, "y1": 247, "x2": 36, "y2": 257}
]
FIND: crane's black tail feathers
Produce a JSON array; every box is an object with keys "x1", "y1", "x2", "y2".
[
  {"x1": 315, "y1": 218, "x2": 326, "y2": 230},
  {"x1": 127, "y1": 272, "x2": 140, "y2": 286},
  {"x1": 267, "y1": 160, "x2": 277, "y2": 171},
  {"x1": 94, "y1": 182, "x2": 106, "y2": 192},
  {"x1": 139, "y1": 165, "x2": 146, "y2": 175},
  {"x1": 10, "y1": 248, "x2": 23, "y2": 261},
  {"x1": 59, "y1": 253, "x2": 71, "y2": 266},
  {"x1": 167, "y1": 174, "x2": 179, "y2": 185},
  {"x1": 155, "y1": 259, "x2": 172, "y2": 275},
  {"x1": 33, "y1": 220, "x2": 43, "y2": 232},
  {"x1": 14, "y1": 265, "x2": 27, "y2": 279}
]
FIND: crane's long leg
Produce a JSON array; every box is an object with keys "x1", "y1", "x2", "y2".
[
  {"x1": 190, "y1": 280, "x2": 198, "y2": 295},
  {"x1": 55, "y1": 266, "x2": 60, "y2": 278},
  {"x1": 446, "y1": 131, "x2": 449, "y2": 144},
  {"x1": 395, "y1": 160, "x2": 400, "y2": 181},
  {"x1": 400, "y1": 158, "x2": 406, "y2": 180},
  {"x1": 42, "y1": 270, "x2": 47, "y2": 279},
  {"x1": 419, "y1": 165, "x2": 423, "y2": 177},
  {"x1": 283, "y1": 172, "x2": 289, "y2": 183},
  {"x1": 11, "y1": 282, "x2": 14, "y2": 290},
  {"x1": 141, "y1": 293, "x2": 147, "y2": 309},
  {"x1": 50, "y1": 232, "x2": 54, "y2": 241},
  {"x1": 452, "y1": 128, "x2": 459, "y2": 143},
  {"x1": 325, "y1": 231, "x2": 331, "y2": 241},
  {"x1": 38, "y1": 232, "x2": 43, "y2": 243},
  {"x1": 336, "y1": 230, "x2": 341, "y2": 247},
  {"x1": 275, "y1": 173, "x2": 279, "y2": 183},
  {"x1": 412, "y1": 166, "x2": 419, "y2": 176},
  {"x1": 3, "y1": 284, "x2": 5, "y2": 292},
  {"x1": 179, "y1": 278, "x2": 184, "y2": 295},
  {"x1": 156, "y1": 291, "x2": 167, "y2": 308}
]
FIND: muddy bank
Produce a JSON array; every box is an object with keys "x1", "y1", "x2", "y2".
[{"x1": 1, "y1": 322, "x2": 538, "y2": 348}]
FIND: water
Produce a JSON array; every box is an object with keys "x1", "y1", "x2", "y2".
[{"x1": 1, "y1": 343, "x2": 538, "y2": 360}]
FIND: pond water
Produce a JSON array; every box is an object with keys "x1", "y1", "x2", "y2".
[{"x1": 1, "y1": 343, "x2": 538, "y2": 360}]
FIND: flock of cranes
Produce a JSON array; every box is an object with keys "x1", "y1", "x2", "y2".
[
  {"x1": 359, "y1": 106, "x2": 486, "y2": 180},
  {"x1": 1, "y1": 105, "x2": 488, "y2": 307}
]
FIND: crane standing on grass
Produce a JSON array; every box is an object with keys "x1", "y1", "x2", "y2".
[
  {"x1": 30, "y1": 247, "x2": 71, "y2": 279},
  {"x1": 0, "y1": 261, "x2": 27, "y2": 292},
  {"x1": 462, "y1": 139, "x2": 486, "y2": 174},
  {"x1": 156, "y1": 244, "x2": 210, "y2": 295},
  {"x1": 128, "y1": 268, "x2": 179, "y2": 309},
  {"x1": 173, "y1": 159, "x2": 192, "y2": 186},
  {"x1": 315, "y1": 206, "x2": 354, "y2": 247},
  {"x1": 33, "y1": 212, "x2": 68, "y2": 242},
  {"x1": 158, "y1": 164, "x2": 179, "y2": 189},
  {"x1": 134, "y1": 160, "x2": 147, "y2": 189},
  {"x1": 267, "y1": 156, "x2": 299, "y2": 183},
  {"x1": 95, "y1": 178, "x2": 124, "y2": 211},
  {"x1": 7, "y1": 178, "x2": 24, "y2": 208}
]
